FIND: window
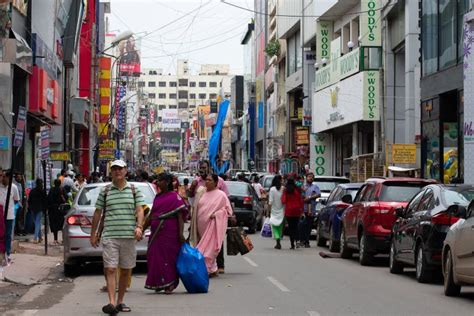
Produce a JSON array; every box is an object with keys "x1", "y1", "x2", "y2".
[
  {"x1": 190, "y1": 93, "x2": 196, "y2": 99},
  {"x1": 327, "y1": 187, "x2": 342, "y2": 204},
  {"x1": 148, "y1": 81, "x2": 156, "y2": 87},
  {"x1": 439, "y1": 0, "x2": 456, "y2": 69},
  {"x1": 178, "y1": 79, "x2": 188, "y2": 87},
  {"x1": 287, "y1": 31, "x2": 301, "y2": 76},
  {"x1": 361, "y1": 47, "x2": 382, "y2": 70},
  {"x1": 159, "y1": 104, "x2": 166, "y2": 110},
  {"x1": 169, "y1": 93, "x2": 177, "y2": 99},
  {"x1": 380, "y1": 184, "x2": 424, "y2": 202},
  {"x1": 199, "y1": 93, "x2": 207, "y2": 99},
  {"x1": 199, "y1": 82, "x2": 207, "y2": 88},
  {"x1": 159, "y1": 81, "x2": 166, "y2": 87},
  {"x1": 190, "y1": 81, "x2": 196, "y2": 87},
  {"x1": 178, "y1": 91, "x2": 188, "y2": 99},
  {"x1": 148, "y1": 93, "x2": 156, "y2": 99},
  {"x1": 138, "y1": 81, "x2": 145, "y2": 87},
  {"x1": 209, "y1": 93, "x2": 217, "y2": 99},
  {"x1": 422, "y1": 0, "x2": 438, "y2": 76},
  {"x1": 159, "y1": 93, "x2": 166, "y2": 99},
  {"x1": 417, "y1": 189, "x2": 435, "y2": 211},
  {"x1": 178, "y1": 102, "x2": 188, "y2": 109},
  {"x1": 406, "y1": 190, "x2": 425, "y2": 216},
  {"x1": 209, "y1": 82, "x2": 217, "y2": 87},
  {"x1": 169, "y1": 81, "x2": 177, "y2": 87},
  {"x1": 169, "y1": 105, "x2": 177, "y2": 109},
  {"x1": 458, "y1": 0, "x2": 471, "y2": 62}
]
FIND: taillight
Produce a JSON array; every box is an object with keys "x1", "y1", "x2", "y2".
[
  {"x1": 243, "y1": 196, "x2": 252, "y2": 205},
  {"x1": 370, "y1": 206, "x2": 391, "y2": 214},
  {"x1": 431, "y1": 213, "x2": 459, "y2": 226},
  {"x1": 67, "y1": 215, "x2": 92, "y2": 227}
]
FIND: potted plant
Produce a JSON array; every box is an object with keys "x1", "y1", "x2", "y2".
[{"x1": 265, "y1": 39, "x2": 280, "y2": 57}]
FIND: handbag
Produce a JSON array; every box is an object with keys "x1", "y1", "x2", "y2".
[
  {"x1": 260, "y1": 217, "x2": 272, "y2": 238},
  {"x1": 241, "y1": 231, "x2": 254, "y2": 253},
  {"x1": 226, "y1": 228, "x2": 240, "y2": 256},
  {"x1": 227, "y1": 227, "x2": 250, "y2": 255}
]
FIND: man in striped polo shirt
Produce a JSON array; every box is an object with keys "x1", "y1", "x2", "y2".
[{"x1": 90, "y1": 160, "x2": 146, "y2": 314}]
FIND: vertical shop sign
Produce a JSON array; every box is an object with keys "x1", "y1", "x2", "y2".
[
  {"x1": 363, "y1": 71, "x2": 380, "y2": 120},
  {"x1": 316, "y1": 21, "x2": 333, "y2": 62},
  {"x1": 360, "y1": 0, "x2": 382, "y2": 46},
  {"x1": 40, "y1": 126, "x2": 50, "y2": 160},
  {"x1": 13, "y1": 106, "x2": 27, "y2": 147},
  {"x1": 310, "y1": 133, "x2": 332, "y2": 176}
]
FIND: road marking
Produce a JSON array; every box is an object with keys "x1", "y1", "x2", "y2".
[
  {"x1": 243, "y1": 257, "x2": 258, "y2": 267},
  {"x1": 4, "y1": 310, "x2": 39, "y2": 316},
  {"x1": 267, "y1": 276, "x2": 290, "y2": 292},
  {"x1": 307, "y1": 311, "x2": 321, "y2": 316}
]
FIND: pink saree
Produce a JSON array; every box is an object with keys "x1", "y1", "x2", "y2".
[{"x1": 195, "y1": 189, "x2": 232, "y2": 274}]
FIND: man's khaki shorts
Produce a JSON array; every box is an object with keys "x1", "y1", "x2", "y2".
[{"x1": 101, "y1": 238, "x2": 137, "y2": 269}]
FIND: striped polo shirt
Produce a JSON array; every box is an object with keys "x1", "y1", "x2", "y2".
[{"x1": 95, "y1": 182, "x2": 145, "y2": 239}]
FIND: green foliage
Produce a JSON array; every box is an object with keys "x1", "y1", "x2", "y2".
[{"x1": 265, "y1": 39, "x2": 280, "y2": 57}]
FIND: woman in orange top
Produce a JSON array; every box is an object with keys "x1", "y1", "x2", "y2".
[{"x1": 281, "y1": 177, "x2": 303, "y2": 249}]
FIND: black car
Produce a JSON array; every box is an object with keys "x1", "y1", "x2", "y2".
[
  {"x1": 316, "y1": 183, "x2": 363, "y2": 252},
  {"x1": 225, "y1": 181, "x2": 264, "y2": 233},
  {"x1": 389, "y1": 184, "x2": 474, "y2": 283}
]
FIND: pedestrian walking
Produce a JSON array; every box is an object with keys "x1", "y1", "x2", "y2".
[
  {"x1": 299, "y1": 173, "x2": 321, "y2": 248},
  {"x1": 281, "y1": 177, "x2": 303, "y2": 250},
  {"x1": 0, "y1": 170, "x2": 20, "y2": 260},
  {"x1": 252, "y1": 176, "x2": 266, "y2": 200},
  {"x1": 191, "y1": 174, "x2": 233, "y2": 277},
  {"x1": 13, "y1": 172, "x2": 26, "y2": 236},
  {"x1": 269, "y1": 175, "x2": 284, "y2": 249},
  {"x1": 48, "y1": 179, "x2": 67, "y2": 245},
  {"x1": 27, "y1": 178, "x2": 48, "y2": 244},
  {"x1": 144, "y1": 173, "x2": 188, "y2": 294},
  {"x1": 0, "y1": 205, "x2": 6, "y2": 266},
  {"x1": 74, "y1": 173, "x2": 87, "y2": 191},
  {"x1": 90, "y1": 160, "x2": 146, "y2": 315},
  {"x1": 189, "y1": 160, "x2": 230, "y2": 273}
]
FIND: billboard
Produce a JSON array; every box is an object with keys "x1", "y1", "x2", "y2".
[
  {"x1": 118, "y1": 36, "x2": 141, "y2": 77},
  {"x1": 160, "y1": 131, "x2": 180, "y2": 149},
  {"x1": 161, "y1": 109, "x2": 181, "y2": 129}
]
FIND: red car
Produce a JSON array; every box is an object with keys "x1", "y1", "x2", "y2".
[{"x1": 339, "y1": 177, "x2": 435, "y2": 265}]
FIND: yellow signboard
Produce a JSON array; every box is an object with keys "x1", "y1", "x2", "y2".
[
  {"x1": 99, "y1": 139, "x2": 116, "y2": 160},
  {"x1": 391, "y1": 144, "x2": 417, "y2": 164},
  {"x1": 50, "y1": 151, "x2": 71, "y2": 161}
]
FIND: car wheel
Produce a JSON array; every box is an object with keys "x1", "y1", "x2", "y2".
[
  {"x1": 416, "y1": 244, "x2": 432, "y2": 283},
  {"x1": 359, "y1": 232, "x2": 373, "y2": 266},
  {"x1": 328, "y1": 226, "x2": 339, "y2": 253},
  {"x1": 64, "y1": 263, "x2": 80, "y2": 277},
  {"x1": 316, "y1": 222, "x2": 327, "y2": 247},
  {"x1": 339, "y1": 226, "x2": 353, "y2": 259},
  {"x1": 389, "y1": 238, "x2": 404, "y2": 274},
  {"x1": 444, "y1": 248, "x2": 461, "y2": 296}
]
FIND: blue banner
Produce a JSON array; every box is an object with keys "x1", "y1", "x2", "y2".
[
  {"x1": 258, "y1": 101, "x2": 264, "y2": 128},
  {"x1": 208, "y1": 100, "x2": 230, "y2": 175}
]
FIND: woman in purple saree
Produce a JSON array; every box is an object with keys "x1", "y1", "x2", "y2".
[{"x1": 145, "y1": 173, "x2": 188, "y2": 294}]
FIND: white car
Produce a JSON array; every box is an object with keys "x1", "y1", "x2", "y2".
[{"x1": 442, "y1": 201, "x2": 474, "y2": 296}]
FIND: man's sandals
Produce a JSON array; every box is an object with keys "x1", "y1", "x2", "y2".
[{"x1": 102, "y1": 303, "x2": 131, "y2": 314}]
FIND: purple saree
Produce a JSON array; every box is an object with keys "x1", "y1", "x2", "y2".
[{"x1": 145, "y1": 191, "x2": 188, "y2": 291}]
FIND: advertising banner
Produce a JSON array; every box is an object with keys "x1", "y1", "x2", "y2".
[
  {"x1": 40, "y1": 126, "x2": 50, "y2": 160},
  {"x1": 160, "y1": 131, "x2": 181, "y2": 149},
  {"x1": 360, "y1": 0, "x2": 382, "y2": 46},
  {"x1": 13, "y1": 106, "x2": 26, "y2": 147},
  {"x1": 161, "y1": 109, "x2": 181, "y2": 129},
  {"x1": 315, "y1": 47, "x2": 360, "y2": 91},
  {"x1": 310, "y1": 133, "x2": 333, "y2": 176},
  {"x1": 99, "y1": 57, "x2": 111, "y2": 137},
  {"x1": 98, "y1": 139, "x2": 116, "y2": 160},
  {"x1": 363, "y1": 70, "x2": 380, "y2": 121},
  {"x1": 118, "y1": 36, "x2": 141, "y2": 77},
  {"x1": 50, "y1": 151, "x2": 71, "y2": 161},
  {"x1": 391, "y1": 144, "x2": 417, "y2": 164},
  {"x1": 316, "y1": 21, "x2": 333, "y2": 62}
]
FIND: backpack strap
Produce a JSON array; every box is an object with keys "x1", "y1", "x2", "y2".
[
  {"x1": 103, "y1": 184, "x2": 112, "y2": 213},
  {"x1": 130, "y1": 183, "x2": 137, "y2": 206}
]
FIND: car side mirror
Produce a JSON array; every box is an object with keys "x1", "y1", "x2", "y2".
[
  {"x1": 395, "y1": 207, "x2": 405, "y2": 218},
  {"x1": 319, "y1": 198, "x2": 327, "y2": 205},
  {"x1": 447, "y1": 204, "x2": 467, "y2": 219},
  {"x1": 341, "y1": 194, "x2": 352, "y2": 204}
]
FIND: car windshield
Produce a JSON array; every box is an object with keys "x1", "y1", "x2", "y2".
[
  {"x1": 443, "y1": 189, "x2": 471, "y2": 206},
  {"x1": 263, "y1": 176, "x2": 274, "y2": 189},
  {"x1": 226, "y1": 182, "x2": 250, "y2": 196},
  {"x1": 345, "y1": 188, "x2": 360, "y2": 200},
  {"x1": 76, "y1": 184, "x2": 155, "y2": 206},
  {"x1": 177, "y1": 176, "x2": 192, "y2": 185},
  {"x1": 313, "y1": 182, "x2": 342, "y2": 193},
  {"x1": 459, "y1": 189, "x2": 474, "y2": 202},
  {"x1": 379, "y1": 183, "x2": 425, "y2": 202}
]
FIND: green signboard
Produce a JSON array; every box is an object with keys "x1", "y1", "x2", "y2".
[{"x1": 363, "y1": 70, "x2": 380, "y2": 120}]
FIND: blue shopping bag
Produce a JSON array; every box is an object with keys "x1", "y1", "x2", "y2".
[{"x1": 176, "y1": 243, "x2": 209, "y2": 293}]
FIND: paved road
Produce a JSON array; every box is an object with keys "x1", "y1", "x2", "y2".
[{"x1": 12, "y1": 235, "x2": 474, "y2": 316}]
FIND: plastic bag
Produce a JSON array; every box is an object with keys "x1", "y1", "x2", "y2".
[
  {"x1": 260, "y1": 217, "x2": 272, "y2": 238},
  {"x1": 176, "y1": 243, "x2": 209, "y2": 293}
]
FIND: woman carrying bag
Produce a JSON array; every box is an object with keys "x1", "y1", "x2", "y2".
[
  {"x1": 48, "y1": 179, "x2": 66, "y2": 245},
  {"x1": 281, "y1": 177, "x2": 303, "y2": 250},
  {"x1": 269, "y1": 175, "x2": 284, "y2": 249}
]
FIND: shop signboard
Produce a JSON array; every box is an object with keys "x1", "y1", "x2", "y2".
[
  {"x1": 310, "y1": 133, "x2": 333, "y2": 176},
  {"x1": 161, "y1": 109, "x2": 181, "y2": 129},
  {"x1": 360, "y1": 0, "x2": 382, "y2": 46},
  {"x1": 295, "y1": 126, "x2": 309, "y2": 145},
  {"x1": 98, "y1": 139, "x2": 116, "y2": 160},
  {"x1": 316, "y1": 21, "x2": 333, "y2": 62},
  {"x1": 160, "y1": 131, "x2": 180, "y2": 149},
  {"x1": 13, "y1": 106, "x2": 26, "y2": 147},
  {"x1": 118, "y1": 36, "x2": 141, "y2": 77},
  {"x1": 363, "y1": 70, "x2": 380, "y2": 121},
  {"x1": 50, "y1": 151, "x2": 71, "y2": 161},
  {"x1": 40, "y1": 126, "x2": 50, "y2": 160},
  {"x1": 391, "y1": 144, "x2": 417, "y2": 164},
  {"x1": 315, "y1": 47, "x2": 360, "y2": 91},
  {"x1": 0, "y1": 136, "x2": 8, "y2": 150}
]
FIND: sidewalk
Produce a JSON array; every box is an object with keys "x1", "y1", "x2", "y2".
[{"x1": 1, "y1": 233, "x2": 63, "y2": 286}]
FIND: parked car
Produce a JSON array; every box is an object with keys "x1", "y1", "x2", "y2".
[
  {"x1": 226, "y1": 169, "x2": 250, "y2": 180},
  {"x1": 225, "y1": 181, "x2": 264, "y2": 233},
  {"x1": 340, "y1": 177, "x2": 435, "y2": 265},
  {"x1": 316, "y1": 183, "x2": 363, "y2": 251},
  {"x1": 259, "y1": 174, "x2": 275, "y2": 192},
  {"x1": 312, "y1": 176, "x2": 350, "y2": 212},
  {"x1": 63, "y1": 182, "x2": 157, "y2": 276},
  {"x1": 442, "y1": 199, "x2": 474, "y2": 296},
  {"x1": 389, "y1": 184, "x2": 474, "y2": 282}
]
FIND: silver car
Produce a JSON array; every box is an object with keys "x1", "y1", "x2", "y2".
[
  {"x1": 442, "y1": 198, "x2": 474, "y2": 296},
  {"x1": 63, "y1": 182, "x2": 156, "y2": 276}
]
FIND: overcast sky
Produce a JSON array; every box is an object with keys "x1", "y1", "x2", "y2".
[{"x1": 109, "y1": 0, "x2": 338, "y2": 75}]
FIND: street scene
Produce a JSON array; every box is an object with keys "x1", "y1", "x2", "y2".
[{"x1": 1, "y1": 0, "x2": 474, "y2": 315}]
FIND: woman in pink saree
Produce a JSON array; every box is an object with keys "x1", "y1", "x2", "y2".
[{"x1": 192, "y1": 174, "x2": 232, "y2": 277}]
